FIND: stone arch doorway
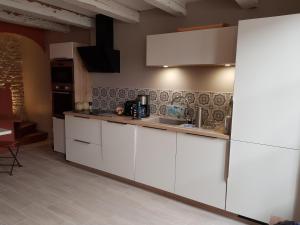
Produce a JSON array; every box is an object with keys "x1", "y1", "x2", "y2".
[{"x1": 0, "y1": 32, "x2": 51, "y2": 135}]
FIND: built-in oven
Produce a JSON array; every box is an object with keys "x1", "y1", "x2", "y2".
[
  {"x1": 52, "y1": 85, "x2": 74, "y2": 118},
  {"x1": 51, "y1": 59, "x2": 74, "y2": 84},
  {"x1": 51, "y1": 59, "x2": 74, "y2": 118}
]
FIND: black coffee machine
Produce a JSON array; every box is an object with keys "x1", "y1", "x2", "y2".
[{"x1": 137, "y1": 95, "x2": 150, "y2": 118}]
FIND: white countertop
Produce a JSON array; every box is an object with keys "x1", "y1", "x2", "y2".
[{"x1": 0, "y1": 128, "x2": 12, "y2": 136}]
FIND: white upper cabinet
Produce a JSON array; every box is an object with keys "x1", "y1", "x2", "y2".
[
  {"x1": 227, "y1": 140, "x2": 300, "y2": 223},
  {"x1": 146, "y1": 26, "x2": 237, "y2": 67},
  {"x1": 175, "y1": 133, "x2": 227, "y2": 209},
  {"x1": 50, "y1": 42, "x2": 77, "y2": 59},
  {"x1": 101, "y1": 121, "x2": 137, "y2": 180},
  {"x1": 135, "y1": 127, "x2": 176, "y2": 192},
  {"x1": 231, "y1": 14, "x2": 300, "y2": 150}
]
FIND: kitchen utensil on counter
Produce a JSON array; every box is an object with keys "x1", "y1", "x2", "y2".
[
  {"x1": 132, "y1": 101, "x2": 142, "y2": 119},
  {"x1": 115, "y1": 106, "x2": 124, "y2": 115},
  {"x1": 82, "y1": 102, "x2": 89, "y2": 111},
  {"x1": 137, "y1": 95, "x2": 150, "y2": 118},
  {"x1": 195, "y1": 107, "x2": 202, "y2": 128},
  {"x1": 124, "y1": 100, "x2": 136, "y2": 116},
  {"x1": 75, "y1": 102, "x2": 83, "y2": 111}
]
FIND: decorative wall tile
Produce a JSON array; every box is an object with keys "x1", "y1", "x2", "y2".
[
  {"x1": 213, "y1": 93, "x2": 226, "y2": 106},
  {"x1": 92, "y1": 87, "x2": 99, "y2": 97},
  {"x1": 198, "y1": 93, "x2": 211, "y2": 106},
  {"x1": 159, "y1": 90, "x2": 170, "y2": 102},
  {"x1": 149, "y1": 89, "x2": 158, "y2": 101},
  {"x1": 128, "y1": 88, "x2": 137, "y2": 100},
  {"x1": 100, "y1": 87, "x2": 108, "y2": 98},
  {"x1": 92, "y1": 86, "x2": 233, "y2": 126}
]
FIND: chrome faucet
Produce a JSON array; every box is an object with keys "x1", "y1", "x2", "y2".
[{"x1": 171, "y1": 96, "x2": 192, "y2": 123}]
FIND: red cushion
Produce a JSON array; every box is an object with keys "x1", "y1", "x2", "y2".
[{"x1": 0, "y1": 86, "x2": 13, "y2": 119}]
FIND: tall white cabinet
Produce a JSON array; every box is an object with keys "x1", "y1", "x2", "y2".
[
  {"x1": 227, "y1": 14, "x2": 300, "y2": 223},
  {"x1": 227, "y1": 141, "x2": 300, "y2": 222},
  {"x1": 231, "y1": 14, "x2": 300, "y2": 149}
]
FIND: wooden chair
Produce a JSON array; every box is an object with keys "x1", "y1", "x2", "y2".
[{"x1": 0, "y1": 119, "x2": 22, "y2": 175}]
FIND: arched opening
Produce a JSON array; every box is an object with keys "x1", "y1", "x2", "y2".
[{"x1": 0, "y1": 32, "x2": 51, "y2": 136}]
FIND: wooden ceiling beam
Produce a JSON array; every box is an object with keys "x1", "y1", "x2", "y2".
[
  {"x1": 61, "y1": 0, "x2": 140, "y2": 23},
  {"x1": 0, "y1": 10, "x2": 70, "y2": 32},
  {"x1": 235, "y1": 0, "x2": 259, "y2": 9},
  {"x1": 0, "y1": 0, "x2": 93, "y2": 28},
  {"x1": 144, "y1": 0, "x2": 186, "y2": 16}
]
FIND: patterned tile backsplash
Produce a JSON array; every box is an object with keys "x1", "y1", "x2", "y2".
[{"x1": 92, "y1": 87, "x2": 232, "y2": 126}]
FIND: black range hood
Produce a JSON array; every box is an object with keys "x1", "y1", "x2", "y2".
[{"x1": 78, "y1": 15, "x2": 120, "y2": 73}]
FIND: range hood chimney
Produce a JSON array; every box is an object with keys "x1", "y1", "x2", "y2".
[{"x1": 77, "y1": 15, "x2": 120, "y2": 73}]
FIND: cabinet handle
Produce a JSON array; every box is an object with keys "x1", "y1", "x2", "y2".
[
  {"x1": 74, "y1": 139, "x2": 90, "y2": 144},
  {"x1": 107, "y1": 120, "x2": 127, "y2": 125},
  {"x1": 142, "y1": 125, "x2": 167, "y2": 131},
  {"x1": 74, "y1": 115, "x2": 90, "y2": 119},
  {"x1": 224, "y1": 141, "x2": 230, "y2": 181},
  {"x1": 52, "y1": 91, "x2": 72, "y2": 95},
  {"x1": 183, "y1": 132, "x2": 218, "y2": 139}
]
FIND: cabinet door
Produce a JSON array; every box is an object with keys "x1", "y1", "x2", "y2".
[
  {"x1": 53, "y1": 117, "x2": 65, "y2": 154},
  {"x1": 227, "y1": 140, "x2": 300, "y2": 223},
  {"x1": 232, "y1": 14, "x2": 300, "y2": 149},
  {"x1": 65, "y1": 115, "x2": 101, "y2": 145},
  {"x1": 147, "y1": 26, "x2": 237, "y2": 66},
  {"x1": 101, "y1": 121, "x2": 136, "y2": 180},
  {"x1": 135, "y1": 127, "x2": 176, "y2": 192},
  {"x1": 66, "y1": 138, "x2": 102, "y2": 169},
  {"x1": 176, "y1": 133, "x2": 227, "y2": 209},
  {"x1": 50, "y1": 42, "x2": 74, "y2": 59}
]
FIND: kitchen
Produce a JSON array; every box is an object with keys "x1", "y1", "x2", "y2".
[{"x1": 0, "y1": 0, "x2": 300, "y2": 225}]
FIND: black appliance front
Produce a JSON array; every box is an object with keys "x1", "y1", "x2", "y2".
[
  {"x1": 51, "y1": 59, "x2": 74, "y2": 84},
  {"x1": 77, "y1": 47, "x2": 120, "y2": 73},
  {"x1": 52, "y1": 91, "x2": 74, "y2": 118}
]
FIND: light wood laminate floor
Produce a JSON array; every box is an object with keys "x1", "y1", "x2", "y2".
[{"x1": 0, "y1": 142, "x2": 251, "y2": 225}]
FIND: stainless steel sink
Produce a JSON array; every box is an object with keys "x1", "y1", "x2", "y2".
[{"x1": 145, "y1": 117, "x2": 186, "y2": 126}]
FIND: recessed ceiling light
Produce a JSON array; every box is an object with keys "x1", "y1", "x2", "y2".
[
  {"x1": 225, "y1": 64, "x2": 231, "y2": 67},
  {"x1": 163, "y1": 65, "x2": 169, "y2": 68}
]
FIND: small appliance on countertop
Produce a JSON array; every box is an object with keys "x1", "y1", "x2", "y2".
[
  {"x1": 124, "y1": 100, "x2": 136, "y2": 116},
  {"x1": 124, "y1": 95, "x2": 150, "y2": 119},
  {"x1": 137, "y1": 95, "x2": 150, "y2": 118}
]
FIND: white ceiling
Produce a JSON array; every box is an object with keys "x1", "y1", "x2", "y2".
[
  {"x1": 113, "y1": 0, "x2": 201, "y2": 11},
  {"x1": 113, "y1": 0, "x2": 154, "y2": 11},
  {"x1": 38, "y1": 0, "x2": 202, "y2": 17},
  {"x1": 0, "y1": 0, "x2": 258, "y2": 32}
]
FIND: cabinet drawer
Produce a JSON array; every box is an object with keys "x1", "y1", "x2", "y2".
[
  {"x1": 65, "y1": 115, "x2": 101, "y2": 145},
  {"x1": 66, "y1": 138, "x2": 101, "y2": 169}
]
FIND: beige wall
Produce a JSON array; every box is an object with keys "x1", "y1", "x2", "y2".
[
  {"x1": 21, "y1": 36, "x2": 52, "y2": 135},
  {"x1": 89, "y1": 0, "x2": 300, "y2": 92}
]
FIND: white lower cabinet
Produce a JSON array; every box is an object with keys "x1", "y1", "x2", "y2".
[
  {"x1": 227, "y1": 140, "x2": 300, "y2": 223},
  {"x1": 65, "y1": 115, "x2": 102, "y2": 170},
  {"x1": 175, "y1": 133, "x2": 227, "y2": 209},
  {"x1": 53, "y1": 117, "x2": 65, "y2": 154},
  {"x1": 101, "y1": 121, "x2": 136, "y2": 180},
  {"x1": 135, "y1": 127, "x2": 177, "y2": 192},
  {"x1": 65, "y1": 115, "x2": 101, "y2": 145},
  {"x1": 66, "y1": 138, "x2": 102, "y2": 169}
]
